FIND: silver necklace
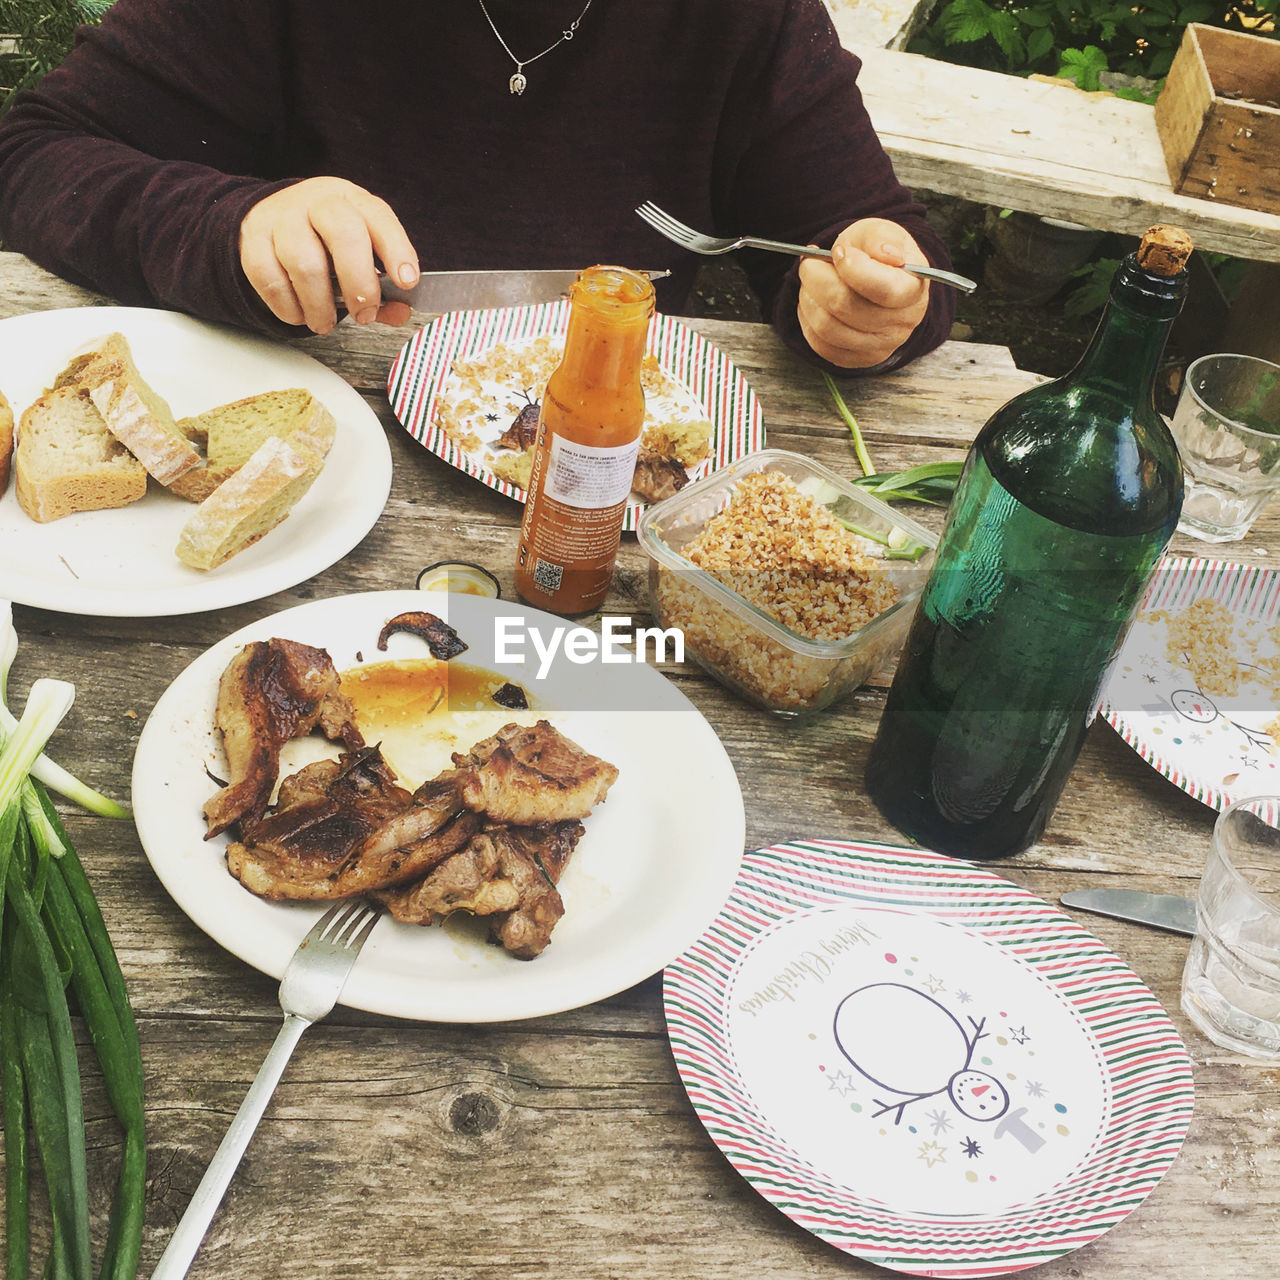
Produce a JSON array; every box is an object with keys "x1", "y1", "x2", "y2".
[{"x1": 476, "y1": 0, "x2": 594, "y2": 96}]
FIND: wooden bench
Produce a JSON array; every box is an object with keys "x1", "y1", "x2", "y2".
[{"x1": 834, "y1": 34, "x2": 1280, "y2": 356}]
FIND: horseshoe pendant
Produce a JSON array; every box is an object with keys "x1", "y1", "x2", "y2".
[{"x1": 509, "y1": 71, "x2": 527, "y2": 95}]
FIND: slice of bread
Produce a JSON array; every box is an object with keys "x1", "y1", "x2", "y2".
[
  {"x1": 65, "y1": 332, "x2": 202, "y2": 486},
  {"x1": 14, "y1": 386, "x2": 148, "y2": 522},
  {"x1": 175, "y1": 433, "x2": 326, "y2": 570},
  {"x1": 0, "y1": 389, "x2": 13, "y2": 496},
  {"x1": 169, "y1": 388, "x2": 337, "y2": 503}
]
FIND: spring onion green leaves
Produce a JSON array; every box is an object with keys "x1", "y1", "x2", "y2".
[
  {"x1": 821, "y1": 372, "x2": 964, "y2": 508},
  {"x1": 1, "y1": 601, "x2": 143, "y2": 1280},
  {"x1": 852, "y1": 462, "x2": 964, "y2": 508}
]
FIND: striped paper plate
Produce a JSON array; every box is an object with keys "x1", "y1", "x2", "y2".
[
  {"x1": 1102, "y1": 555, "x2": 1280, "y2": 811},
  {"x1": 663, "y1": 839, "x2": 1193, "y2": 1277},
  {"x1": 386, "y1": 302, "x2": 765, "y2": 532}
]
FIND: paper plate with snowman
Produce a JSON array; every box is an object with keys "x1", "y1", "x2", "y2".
[{"x1": 663, "y1": 839, "x2": 1193, "y2": 1277}]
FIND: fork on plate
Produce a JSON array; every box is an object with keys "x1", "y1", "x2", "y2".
[
  {"x1": 634, "y1": 201, "x2": 978, "y2": 294},
  {"x1": 150, "y1": 899, "x2": 382, "y2": 1280}
]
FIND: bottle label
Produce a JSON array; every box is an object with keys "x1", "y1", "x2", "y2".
[{"x1": 543, "y1": 436, "x2": 641, "y2": 510}]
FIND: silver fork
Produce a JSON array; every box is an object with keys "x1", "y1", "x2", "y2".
[
  {"x1": 151, "y1": 899, "x2": 382, "y2": 1280},
  {"x1": 635, "y1": 201, "x2": 978, "y2": 293}
]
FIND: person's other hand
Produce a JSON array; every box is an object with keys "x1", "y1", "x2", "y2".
[
  {"x1": 239, "y1": 177, "x2": 419, "y2": 334},
  {"x1": 797, "y1": 219, "x2": 930, "y2": 368}
]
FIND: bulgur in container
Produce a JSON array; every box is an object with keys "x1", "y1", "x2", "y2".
[{"x1": 637, "y1": 450, "x2": 937, "y2": 717}]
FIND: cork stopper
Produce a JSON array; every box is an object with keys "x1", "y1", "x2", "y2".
[{"x1": 1136, "y1": 225, "x2": 1193, "y2": 277}]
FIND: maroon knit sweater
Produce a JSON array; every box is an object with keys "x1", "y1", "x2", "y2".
[{"x1": 0, "y1": 0, "x2": 954, "y2": 367}]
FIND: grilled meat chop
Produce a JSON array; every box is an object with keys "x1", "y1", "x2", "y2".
[
  {"x1": 227, "y1": 750, "x2": 481, "y2": 901},
  {"x1": 204, "y1": 638, "x2": 363, "y2": 839},
  {"x1": 456, "y1": 720, "x2": 618, "y2": 825},
  {"x1": 377, "y1": 819, "x2": 584, "y2": 960}
]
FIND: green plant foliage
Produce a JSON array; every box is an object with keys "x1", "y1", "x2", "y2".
[
  {"x1": 1062, "y1": 257, "x2": 1121, "y2": 319},
  {"x1": 910, "y1": 0, "x2": 1277, "y2": 85},
  {"x1": 0, "y1": 1, "x2": 113, "y2": 113}
]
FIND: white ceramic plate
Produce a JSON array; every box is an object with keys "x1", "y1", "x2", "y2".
[
  {"x1": 665, "y1": 838, "x2": 1193, "y2": 1277},
  {"x1": 1102, "y1": 555, "x2": 1280, "y2": 810},
  {"x1": 0, "y1": 307, "x2": 391, "y2": 615},
  {"x1": 131, "y1": 590, "x2": 746, "y2": 1022},
  {"x1": 385, "y1": 301, "x2": 765, "y2": 532}
]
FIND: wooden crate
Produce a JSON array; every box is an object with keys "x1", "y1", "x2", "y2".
[{"x1": 1154, "y1": 23, "x2": 1280, "y2": 215}]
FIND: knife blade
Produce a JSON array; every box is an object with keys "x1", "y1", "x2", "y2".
[
  {"x1": 367, "y1": 267, "x2": 670, "y2": 314},
  {"x1": 1060, "y1": 888, "x2": 1198, "y2": 936}
]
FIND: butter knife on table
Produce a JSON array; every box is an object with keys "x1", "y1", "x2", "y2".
[
  {"x1": 340, "y1": 267, "x2": 670, "y2": 313},
  {"x1": 1060, "y1": 888, "x2": 1197, "y2": 936}
]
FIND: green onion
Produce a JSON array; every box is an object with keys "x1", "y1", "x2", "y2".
[
  {"x1": 852, "y1": 461, "x2": 964, "y2": 508},
  {"x1": 1, "y1": 606, "x2": 129, "y2": 819},
  {"x1": 838, "y1": 518, "x2": 931, "y2": 562},
  {"x1": 0, "y1": 605, "x2": 143, "y2": 1280},
  {"x1": 822, "y1": 371, "x2": 875, "y2": 477},
  {"x1": 821, "y1": 375, "x2": 963, "y2": 508}
]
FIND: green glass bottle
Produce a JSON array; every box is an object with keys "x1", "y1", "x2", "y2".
[{"x1": 866, "y1": 226, "x2": 1193, "y2": 860}]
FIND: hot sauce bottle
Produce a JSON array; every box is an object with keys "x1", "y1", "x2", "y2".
[{"x1": 514, "y1": 265, "x2": 655, "y2": 615}]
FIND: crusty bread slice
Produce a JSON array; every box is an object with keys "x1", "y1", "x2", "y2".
[
  {"x1": 0, "y1": 389, "x2": 12, "y2": 497},
  {"x1": 169, "y1": 388, "x2": 337, "y2": 503},
  {"x1": 14, "y1": 386, "x2": 148, "y2": 523},
  {"x1": 65, "y1": 332, "x2": 201, "y2": 486},
  {"x1": 175, "y1": 433, "x2": 326, "y2": 571}
]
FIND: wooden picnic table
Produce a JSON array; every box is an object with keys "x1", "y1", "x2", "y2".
[{"x1": 2, "y1": 249, "x2": 1277, "y2": 1280}]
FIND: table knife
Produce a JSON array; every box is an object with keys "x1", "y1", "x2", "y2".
[
  {"x1": 1059, "y1": 888, "x2": 1197, "y2": 936},
  {"x1": 367, "y1": 267, "x2": 670, "y2": 313}
]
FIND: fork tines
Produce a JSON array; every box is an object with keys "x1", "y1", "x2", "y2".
[
  {"x1": 635, "y1": 201, "x2": 693, "y2": 244},
  {"x1": 312, "y1": 899, "x2": 381, "y2": 947}
]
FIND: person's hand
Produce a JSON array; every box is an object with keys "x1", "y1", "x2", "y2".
[
  {"x1": 797, "y1": 219, "x2": 931, "y2": 368},
  {"x1": 239, "y1": 177, "x2": 420, "y2": 335}
]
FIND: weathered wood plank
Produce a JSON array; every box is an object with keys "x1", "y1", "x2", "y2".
[{"x1": 851, "y1": 47, "x2": 1280, "y2": 263}]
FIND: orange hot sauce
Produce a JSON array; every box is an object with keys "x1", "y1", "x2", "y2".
[{"x1": 514, "y1": 265, "x2": 656, "y2": 615}]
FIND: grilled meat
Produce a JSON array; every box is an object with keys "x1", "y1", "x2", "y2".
[
  {"x1": 631, "y1": 448, "x2": 690, "y2": 504},
  {"x1": 376, "y1": 828, "x2": 519, "y2": 922},
  {"x1": 377, "y1": 819, "x2": 583, "y2": 959},
  {"x1": 487, "y1": 820, "x2": 583, "y2": 959},
  {"x1": 491, "y1": 681, "x2": 529, "y2": 710},
  {"x1": 375, "y1": 611, "x2": 468, "y2": 661},
  {"x1": 207, "y1": 630, "x2": 619, "y2": 958},
  {"x1": 204, "y1": 638, "x2": 363, "y2": 839},
  {"x1": 227, "y1": 751, "x2": 480, "y2": 900},
  {"x1": 496, "y1": 395, "x2": 540, "y2": 451},
  {"x1": 456, "y1": 720, "x2": 618, "y2": 825}
]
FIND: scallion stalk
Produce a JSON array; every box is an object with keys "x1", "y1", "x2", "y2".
[
  {"x1": 0, "y1": 604, "x2": 129, "y2": 818},
  {"x1": 822, "y1": 371, "x2": 875, "y2": 477},
  {"x1": 0, "y1": 615, "x2": 145, "y2": 1280}
]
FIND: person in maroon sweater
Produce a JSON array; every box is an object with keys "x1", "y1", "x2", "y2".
[{"x1": 0, "y1": 0, "x2": 955, "y2": 371}]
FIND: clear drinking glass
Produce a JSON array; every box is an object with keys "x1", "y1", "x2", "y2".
[
  {"x1": 1181, "y1": 795, "x2": 1280, "y2": 1058},
  {"x1": 1171, "y1": 353, "x2": 1280, "y2": 542}
]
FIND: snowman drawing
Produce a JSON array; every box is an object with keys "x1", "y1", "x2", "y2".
[{"x1": 832, "y1": 982, "x2": 1012, "y2": 1128}]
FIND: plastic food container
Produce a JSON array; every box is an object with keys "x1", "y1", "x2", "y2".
[{"x1": 637, "y1": 449, "x2": 937, "y2": 718}]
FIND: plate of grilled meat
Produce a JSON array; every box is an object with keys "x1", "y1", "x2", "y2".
[{"x1": 131, "y1": 590, "x2": 745, "y2": 1022}]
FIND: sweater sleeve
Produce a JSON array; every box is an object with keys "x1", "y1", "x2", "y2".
[
  {"x1": 717, "y1": 0, "x2": 954, "y2": 372},
  {"x1": 0, "y1": 0, "x2": 298, "y2": 333}
]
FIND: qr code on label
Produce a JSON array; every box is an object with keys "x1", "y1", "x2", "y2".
[{"x1": 533, "y1": 558, "x2": 563, "y2": 592}]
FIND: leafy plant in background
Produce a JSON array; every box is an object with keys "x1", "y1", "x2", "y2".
[
  {"x1": 911, "y1": 0, "x2": 1277, "y2": 88},
  {"x1": 0, "y1": 0, "x2": 112, "y2": 113},
  {"x1": 915, "y1": 2, "x2": 1277, "y2": 319}
]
